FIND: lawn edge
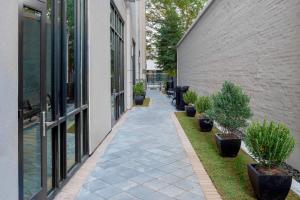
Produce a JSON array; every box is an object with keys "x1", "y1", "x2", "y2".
[{"x1": 171, "y1": 112, "x2": 222, "y2": 200}]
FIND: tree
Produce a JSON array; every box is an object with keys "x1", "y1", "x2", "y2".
[
  {"x1": 155, "y1": 7, "x2": 183, "y2": 75},
  {"x1": 146, "y1": 0, "x2": 207, "y2": 74}
]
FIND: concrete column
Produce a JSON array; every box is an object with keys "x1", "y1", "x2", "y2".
[{"x1": 0, "y1": 0, "x2": 19, "y2": 199}]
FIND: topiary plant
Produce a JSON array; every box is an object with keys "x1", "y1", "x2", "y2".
[
  {"x1": 133, "y1": 82, "x2": 144, "y2": 96},
  {"x1": 207, "y1": 81, "x2": 252, "y2": 133},
  {"x1": 183, "y1": 90, "x2": 197, "y2": 105},
  {"x1": 195, "y1": 96, "x2": 212, "y2": 114},
  {"x1": 245, "y1": 120, "x2": 296, "y2": 168}
]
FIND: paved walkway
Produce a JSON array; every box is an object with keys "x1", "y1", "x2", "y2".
[{"x1": 76, "y1": 90, "x2": 205, "y2": 200}]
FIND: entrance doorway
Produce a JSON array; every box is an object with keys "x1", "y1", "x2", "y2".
[
  {"x1": 19, "y1": 0, "x2": 89, "y2": 199},
  {"x1": 110, "y1": 2, "x2": 125, "y2": 125}
]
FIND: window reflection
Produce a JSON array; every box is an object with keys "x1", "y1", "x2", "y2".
[{"x1": 66, "y1": 0, "x2": 75, "y2": 111}]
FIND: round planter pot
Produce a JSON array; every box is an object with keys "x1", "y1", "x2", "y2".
[
  {"x1": 135, "y1": 95, "x2": 144, "y2": 105},
  {"x1": 198, "y1": 117, "x2": 213, "y2": 132},
  {"x1": 185, "y1": 106, "x2": 196, "y2": 117},
  {"x1": 247, "y1": 164, "x2": 292, "y2": 200},
  {"x1": 215, "y1": 133, "x2": 241, "y2": 157}
]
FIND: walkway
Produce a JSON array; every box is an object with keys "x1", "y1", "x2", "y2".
[{"x1": 76, "y1": 90, "x2": 205, "y2": 200}]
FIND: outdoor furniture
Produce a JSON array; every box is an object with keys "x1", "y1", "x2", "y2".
[{"x1": 23, "y1": 100, "x2": 40, "y2": 121}]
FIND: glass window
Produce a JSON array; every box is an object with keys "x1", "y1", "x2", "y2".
[
  {"x1": 22, "y1": 7, "x2": 42, "y2": 200},
  {"x1": 66, "y1": 115, "x2": 76, "y2": 171},
  {"x1": 66, "y1": 0, "x2": 76, "y2": 112}
]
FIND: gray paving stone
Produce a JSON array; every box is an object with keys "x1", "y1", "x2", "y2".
[
  {"x1": 76, "y1": 189, "x2": 104, "y2": 200},
  {"x1": 173, "y1": 179, "x2": 199, "y2": 191},
  {"x1": 158, "y1": 174, "x2": 182, "y2": 184},
  {"x1": 113, "y1": 180, "x2": 138, "y2": 191},
  {"x1": 143, "y1": 179, "x2": 170, "y2": 191},
  {"x1": 108, "y1": 192, "x2": 139, "y2": 200},
  {"x1": 83, "y1": 179, "x2": 109, "y2": 192},
  {"x1": 130, "y1": 174, "x2": 154, "y2": 184},
  {"x1": 159, "y1": 185, "x2": 185, "y2": 198},
  {"x1": 95, "y1": 186, "x2": 123, "y2": 199},
  {"x1": 175, "y1": 191, "x2": 205, "y2": 200}
]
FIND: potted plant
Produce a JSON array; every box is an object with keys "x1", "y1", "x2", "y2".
[
  {"x1": 133, "y1": 82, "x2": 145, "y2": 105},
  {"x1": 183, "y1": 90, "x2": 197, "y2": 117},
  {"x1": 195, "y1": 96, "x2": 213, "y2": 132},
  {"x1": 208, "y1": 81, "x2": 252, "y2": 157},
  {"x1": 245, "y1": 120, "x2": 295, "y2": 200}
]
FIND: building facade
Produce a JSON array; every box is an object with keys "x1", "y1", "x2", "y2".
[
  {"x1": 177, "y1": 0, "x2": 300, "y2": 171},
  {"x1": 0, "y1": 0, "x2": 146, "y2": 199}
]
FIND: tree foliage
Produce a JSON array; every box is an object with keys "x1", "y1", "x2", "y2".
[
  {"x1": 183, "y1": 90, "x2": 198, "y2": 105},
  {"x1": 146, "y1": 0, "x2": 207, "y2": 74},
  {"x1": 207, "y1": 81, "x2": 252, "y2": 132},
  {"x1": 155, "y1": 7, "x2": 183, "y2": 75},
  {"x1": 245, "y1": 120, "x2": 295, "y2": 168},
  {"x1": 195, "y1": 96, "x2": 212, "y2": 114}
]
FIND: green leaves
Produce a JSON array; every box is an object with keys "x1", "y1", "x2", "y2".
[
  {"x1": 208, "y1": 81, "x2": 252, "y2": 132},
  {"x1": 133, "y1": 82, "x2": 145, "y2": 96},
  {"x1": 245, "y1": 120, "x2": 296, "y2": 168},
  {"x1": 146, "y1": 0, "x2": 207, "y2": 73},
  {"x1": 183, "y1": 90, "x2": 198, "y2": 105},
  {"x1": 195, "y1": 96, "x2": 212, "y2": 114}
]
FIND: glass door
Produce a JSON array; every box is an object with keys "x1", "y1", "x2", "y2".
[
  {"x1": 19, "y1": 1, "x2": 47, "y2": 199},
  {"x1": 110, "y1": 3, "x2": 125, "y2": 125}
]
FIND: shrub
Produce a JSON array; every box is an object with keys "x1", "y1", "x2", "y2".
[
  {"x1": 195, "y1": 96, "x2": 212, "y2": 114},
  {"x1": 183, "y1": 90, "x2": 198, "y2": 105},
  {"x1": 245, "y1": 120, "x2": 296, "y2": 168},
  {"x1": 207, "y1": 81, "x2": 252, "y2": 132},
  {"x1": 133, "y1": 82, "x2": 144, "y2": 96}
]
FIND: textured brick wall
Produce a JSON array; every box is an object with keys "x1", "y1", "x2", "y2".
[{"x1": 177, "y1": 0, "x2": 300, "y2": 170}]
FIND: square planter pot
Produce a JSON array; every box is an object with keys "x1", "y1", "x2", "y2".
[
  {"x1": 247, "y1": 164, "x2": 292, "y2": 200},
  {"x1": 185, "y1": 105, "x2": 196, "y2": 117},
  {"x1": 198, "y1": 116, "x2": 213, "y2": 132},
  {"x1": 135, "y1": 95, "x2": 144, "y2": 105},
  {"x1": 215, "y1": 133, "x2": 241, "y2": 157}
]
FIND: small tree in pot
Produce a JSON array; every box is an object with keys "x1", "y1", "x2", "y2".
[
  {"x1": 133, "y1": 82, "x2": 145, "y2": 105},
  {"x1": 245, "y1": 120, "x2": 295, "y2": 200},
  {"x1": 208, "y1": 81, "x2": 252, "y2": 157},
  {"x1": 195, "y1": 96, "x2": 213, "y2": 132},
  {"x1": 183, "y1": 90, "x2": 197, "y2": 117}
]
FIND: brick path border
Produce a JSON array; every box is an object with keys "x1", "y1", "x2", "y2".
[{"x1": 171, "y1": 113, "x2": 222, "y2": 200}]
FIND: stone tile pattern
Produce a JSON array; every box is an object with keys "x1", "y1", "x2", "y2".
[
  {"x1": 177, "y1": 0, "x2": 300, "y2": 170},
  {"x1": 76, "y1": 91, "x2": 205, "y2": 200}
]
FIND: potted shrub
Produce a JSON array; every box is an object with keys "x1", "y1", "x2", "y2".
[
  {"x1": 195, "y1": 96, "x2": 213, "y2": 132},
  {"x1": 133, "y1": 82, "x2": 145, "y2": 105},
  {"x1": 208, "y1": 81, "x2": 252, "y2": 157},
  {"x1": 245, "y1": 120, "x2": 295, "y2": 200},
  {"x1": 183, "y1": 90, "x2": 197, "y2": 117}
]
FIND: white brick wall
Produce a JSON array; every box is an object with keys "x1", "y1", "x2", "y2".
[{"x1": 177, "y1": 0, "x2": 300, "y2": 170}]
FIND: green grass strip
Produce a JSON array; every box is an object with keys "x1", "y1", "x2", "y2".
[{"x1": 175, "y1": 112, "x2": 300, "y2": 200}]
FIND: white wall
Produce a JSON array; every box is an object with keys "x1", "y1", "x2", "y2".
[
  {"x1": 0, "y1": 0, "x2": 19, "y2": 199},
  {"x1": 88, "y1": 0, "x2": 112, "y2": 153}
]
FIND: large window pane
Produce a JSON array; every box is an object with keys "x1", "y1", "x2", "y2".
[
  {"x1": 66, "y1": 0, "x2": 75, "y2": 112},
  {"x1": 66, "y1": 116, "x2": 76, "y2": 171},
  {"x1": 47, "y1": 129, "x2": 53, "y2": 193},
  {"x1": 46, "y1": 0, "x2": 53, "y2": 121},
  {"x1": 22, "y1": 7, "x2": 42, "y2": 200}
]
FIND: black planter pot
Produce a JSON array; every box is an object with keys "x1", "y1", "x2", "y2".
[
  {"x1": 215, "y1": 133, "x2": 241, "y2": 157},
  {"x1": 135, "y1": 95, "x2": 144, "y2": 105},
  {"x1": 199, "y1": 117, "x2": 213, "y2": 132},
  {"x1": 247, "y1": 164, "x2": 292, "y2": 200},
  {"x1": 185, "y1": 106, "x2": 196, "y2": 117}
]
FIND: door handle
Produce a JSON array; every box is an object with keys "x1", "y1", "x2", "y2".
[{"x1": 42, "y1": 111, "x2": 46, "y2": 137}]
